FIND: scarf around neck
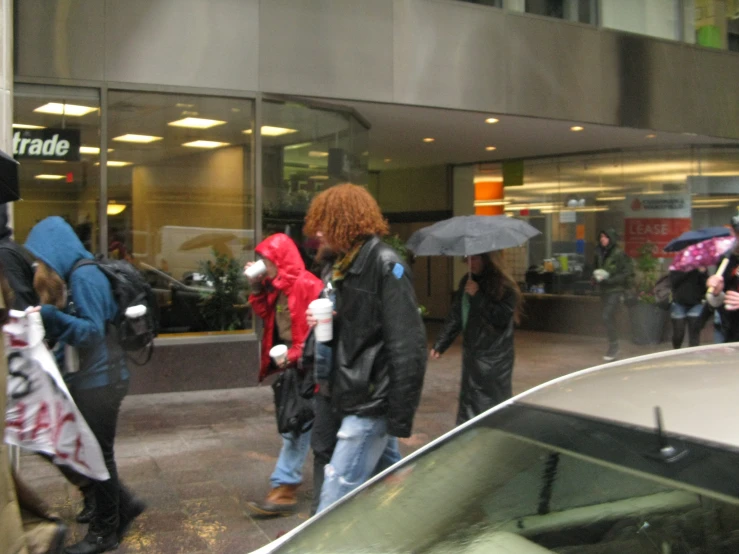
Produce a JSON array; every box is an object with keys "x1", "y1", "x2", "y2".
[{"x1": 332, "y1": 239, "x2": 366, "y2": 283}]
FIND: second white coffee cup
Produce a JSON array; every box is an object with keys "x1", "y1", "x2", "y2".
[
  {"x1": 309, "y1": 298, "x2": 334, "y2": 342},
  {"x1": 245, "y1": 259, "x2": 267, "y2": 280},
  {"x1": 269, "y1": 344, "x2": 288, "y2": 367}
]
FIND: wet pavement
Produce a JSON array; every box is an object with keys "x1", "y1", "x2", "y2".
[{"x1": 18, "y1": 328, "x2": 672, "y2": 553}]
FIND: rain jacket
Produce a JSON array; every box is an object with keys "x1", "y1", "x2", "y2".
[
  {"x1": 594, "y1": 228, "x2": 633, "y2": 294},
  {"x1": 249, "y1": 233, "x2": 323, "y2": 382},
  {"x1": 25, "y1": 216, "x2": 128, "y2": 390},
  {"x1": 329, "y1": 237, "x2": 427, "y2": 438},
  {"x1": 433, "y1": 271, "x2": 517, "y2": 425}
]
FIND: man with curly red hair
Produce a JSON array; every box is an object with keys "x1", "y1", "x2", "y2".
[{"x1": 304, "y1": 184, "x2": 427, "y2": 513}]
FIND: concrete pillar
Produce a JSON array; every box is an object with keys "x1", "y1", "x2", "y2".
[{"x1": 0, "y1": 0, "x2": 12, "y2": 229}]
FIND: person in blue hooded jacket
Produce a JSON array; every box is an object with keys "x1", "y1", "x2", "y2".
[{"x1": 25, "y1": 216, "x2": 145, "y2": 554}]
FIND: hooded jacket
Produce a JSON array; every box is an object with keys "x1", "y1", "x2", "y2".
[
  {"x1": 25, "y1": 216, "x2": 127, "y2": 390},
  {"x1": 249, "y1": 233, "x2": 323, "y2": 382},
  {"x1": 594, "y1": 228, "x2": 633, "y2": 294},
  {"x1": 0, "y1": 204, "x2": 38, "y2": 310},
  {"x1": 433, "y1": 269, "x2": 517, "y2": 425}
]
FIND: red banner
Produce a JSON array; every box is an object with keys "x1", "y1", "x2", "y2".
[{"x1": 624, "y1": 218, "x2": 692, "y2": 257}]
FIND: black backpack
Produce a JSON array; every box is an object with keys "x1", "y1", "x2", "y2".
[{"x1": 72, "y1": 257, "x2": 158, "y2": 364}]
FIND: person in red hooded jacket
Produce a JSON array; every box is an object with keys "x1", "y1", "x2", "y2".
[{"x1": 244, "y1": 233, "x2": 323, "y2": 517}]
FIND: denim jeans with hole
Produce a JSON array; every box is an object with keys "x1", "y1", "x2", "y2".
[{"x1": 316, "y1": 415, "x2": 400, "y2": 513}]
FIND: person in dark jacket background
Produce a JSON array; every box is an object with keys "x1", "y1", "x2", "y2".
[
  {"x1": 669, "y1": 269, "x2": 708, "y2": 348},
  {"x1": 304, "y1": 184, "x2": 427, "y2": 514},
  {"x1": 25, "y1": 217, "x2": 145, "y2": 554},
  {"x1": 431, "y1": 251, "x2": 522, "y2": 425},
  {"x1": 593, "y1": 228, "x2": 633, "y2": 361},
  {"x1": 706, "y1": 212, "x2": 739, "y2": 342},
  {"x1": 0, "y1": 203, "x2": 38, "y2": 309}
]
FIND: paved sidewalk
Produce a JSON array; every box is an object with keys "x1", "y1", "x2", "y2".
[{"x1": 18, "y1": 330, "x2": 670, "y2": 553}]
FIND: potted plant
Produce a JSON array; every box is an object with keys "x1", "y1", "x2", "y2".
[
  {"x1": 628, "y1": 242, "x2": 669, "y2": 345},
  {"x1": 198, "y1": 249, "x2": 248, "y2": 331}
]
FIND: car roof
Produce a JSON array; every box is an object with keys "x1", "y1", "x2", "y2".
[{"x1": 517, "y1": 343, "x2": 739, "y2": 450}]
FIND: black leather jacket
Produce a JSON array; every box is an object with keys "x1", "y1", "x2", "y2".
[{"x1": 330, "y1": 237, "x2": 427, "y2": 438}]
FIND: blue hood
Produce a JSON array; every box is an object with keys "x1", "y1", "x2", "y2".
[{"x1": 25, "y1": 216, "x2": 94, "y2": 279}]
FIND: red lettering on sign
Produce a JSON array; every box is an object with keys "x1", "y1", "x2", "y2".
[
  {"x1": 624, "y1": 218, "x2": 692, "y2": 258},
  {"x1": 32, "y1": 402, "x2": 51, "y2": 440},
  {"x1": 6, "y1": 401, "x2": 26, "y2": 440},
  {"x1": 52, "y1": 408, "x2": 76, "y2": 460},
  {"x1": 73, "y1": 435, "x2": 91, "y2": 470}
]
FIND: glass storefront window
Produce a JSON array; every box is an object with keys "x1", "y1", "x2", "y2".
[
  {"x1": 107, "y1": 90, "x2": 255, "y2": 335},
  {"x1": 13, "y1": 84, "x2": 101, "y2": 252},
  {"x1": 261, "y1": 99, "x2": 369, "y2": 268}
]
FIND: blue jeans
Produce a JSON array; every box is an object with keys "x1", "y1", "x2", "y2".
[
  {"x1": 670, "y1": 302, "x2": 704, "y2": 319},
  {"x1": 317, "y1": 415, "x2": 400, "y2": 513},
  {"x1": 270, "y1": 429, "x2": 312, "y2": 488},
  {"x1": 714, "y1": 310, "x2": 725, "y2": 344}
]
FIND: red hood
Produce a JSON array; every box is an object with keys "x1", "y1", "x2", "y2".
[{"x1": 255, "y1": 233, "x2": 306, "y2": 293}]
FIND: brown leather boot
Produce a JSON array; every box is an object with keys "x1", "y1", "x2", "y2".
[{"x1": 244, "y1": 485, "x2": 299, "y2": 517}]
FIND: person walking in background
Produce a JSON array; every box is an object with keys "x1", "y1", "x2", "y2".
[
  {"x1": 430, "y1": 252, "x2": 522, "y2": 425},
  {"x1": 593, "y1": 229, "x2": 632, "y2": 361},
  {"x1": 244, "y1": 233, "x2": 323, "y2": 517},
  {"x1": 25, "y1": 217, "x2": 145, "y2": 554},
  {"x1": 706, "y1": 213, "x2": 739, "y2": 342},
  {"x1": 669, "y1": 268, "x2": 708, "y2": 348},
  {"x1": 303, "y1": 184, "x2": 427, "y2": 514}
]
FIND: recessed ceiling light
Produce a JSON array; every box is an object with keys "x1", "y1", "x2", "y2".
[
  {"x1": 175, "y1": 103, "x2": 195, "y2": 109},
  {"x1": 570, "y1": 126, "x2": 584, "y2": 132},
  {"x1": 422, "y1": 138, "x2": 435, "y2": 143},
  {"x1": 596, "y1": 196, "x2": 626, "y2": 201},
  {"x1": 310, "y1": 175, "x2": 330, "y2": 180},
  {"x1": 107, "y1": 203, "x2": 127, "y2": 216},
  {"x1": 243, "y1": 126, "x2": 298, "y2": 137},
  {"x1": 41, "y1": 160, "x2": 66, "y2": 164},
  {"x1": 308, "y1": 151, "x2": 329, "y2": 158},
  {"x1": 95, "y1": 160, "x2": 132, "y2": 167},
  {"x1": 80, "y1": 146, "x2": 100, "y2": 155},
  {"x1": 113, "y1": 134, "x2": 162, "y2": 143},
  {"x1": 35, "y1": 174, "x2": 65, "y2": 180},
  {"x1": 485, "y1": 146, "x2": 497, "y2": 151},
  {"x1": 183, "y1": 140, "x2": 229, "y2": 149},
  {"x1": 645, "y1": 133, "x2": 657, "y2": 139},
  {"x1": 13, "y1": 123, "x2": 45, "y2": 129},
  {"x1": 284, "y1": 142, "x2": 313, "y2": 150},
  {"x1": 485, "y1": 118, "x2": 499, "y2": 124},
  {"x1": 384, "y1": 158, "x2": 392, "y2": 163},
  {"x1": 34, "y1": 103, "x2": 98, "y2": 116},
  {"x1": 168, "y1": 117, "x2": 226, "y2": 129}
]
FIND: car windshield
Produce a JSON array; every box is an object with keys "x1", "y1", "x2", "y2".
[{"x1": 268, "y1": 404, "x2": 739, "y2": 554}]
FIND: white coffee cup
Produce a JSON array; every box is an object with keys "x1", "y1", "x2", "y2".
[
  {"x1": 309, "y1": 298, "x2": 334, "y2": 342},
  {"x1": 245, "y1": 259, "x2": 267, "y2": 280},
  {"x1": 269, "y1": 344, "x2": 288, "y2": 367}
]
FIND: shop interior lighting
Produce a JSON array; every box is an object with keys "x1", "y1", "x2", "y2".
[
  {"x1": 41, "y1": 160, "x2": 66, "y2": 164},
  {"x1": 95, "y1": 160, "x2": 133, "y2": 167},
  {"x1": 474, "y1": 200, "x2": 510, "y2": 207},
  {"x1": 107, "y1": 203, "x2": 127, "y2": 215},
  {"x1": 422, "y1": 138, "x2": 435, "y2": 143},
  {"x1": 485, "y1": 117, "x2": 499, "y2": 124},
  {"x1": 309, "y1": 175, "x2": 330, "y2": 180},
  {"x1": 384, "y1": 158, "x2": 392, "y2": 162},
  {"x1": 485, "y1": 146, "x2": 497, "y2": 151},
  {"x1": 183, "y1": 140, "x2": 230, "y2": 149},
  {"x1": 308, "y1": 151, "x2": 329, "y2": 158},
  {"x1": 284, "y1": 142, "x2": 313, "y2": 150},
  {"x1": 541, "y1": 206, "x2": 608, "y2": 213},
  {"x1": 113, "y1": 134, "x2": 162, "y2": 143},
  {"x1": 13, "y1": 123, "x2": 45, "y2": 129},
  {"x1": 34, "y1": 103, "x2": 98, "y2": 117},
  {"x1": 168, "y1": 117, "x2": 226, "y2": 129},
  {"x1": 243, "y1": 126, "x2": 298, "y2": 137},
  {"x1": 570, "y1": 126, "x2": 584, "y2": 132},
  {"x1": 35, "y1": 174, "x2": 65, "y2": 180},
  {"x1": 80, "y1": 146, "x2": 100, "y2": 155},
  {"x1": 596, "y1": 196, "x2": 626, "y2": 201},
  {"x1": 645, "y1": 133, "x2": 657, "y2": 139}
]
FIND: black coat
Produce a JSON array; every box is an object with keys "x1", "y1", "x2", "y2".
[
  {"x1": 330, "y1": 237, "x2": 427, "y2": 438},
  {"x1": 0, "y1": 204, "x2": 38, "y2": 310},
  {"x1": 434, "y1": 273, "x2": 517, "y2": 425}
]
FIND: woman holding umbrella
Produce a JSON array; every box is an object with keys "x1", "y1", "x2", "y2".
[{"x1": 430, "y1": 252, "x2": 522, "y2": 425}]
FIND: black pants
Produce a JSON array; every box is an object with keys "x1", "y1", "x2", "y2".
[
  {"x1": 72, "y1": 381, "x2": 133, "y2": 535},
  {"x1": 671, "y1": 316, "x2": 703, "y2": 348},
  {"x1": 310, "y1": 394, "x2": 342, "y2": 515},
  {"x1": 601, "y1": 292, "x2": 621, "y2": 345}
]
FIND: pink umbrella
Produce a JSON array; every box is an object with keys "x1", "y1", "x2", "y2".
[{"x1": 669, "y1": 236, "x2": 735, "y2": 271}]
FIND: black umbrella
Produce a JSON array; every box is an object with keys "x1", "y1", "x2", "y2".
[
  {"x1": 0, "y1": 148, "x2": 20, "y2": 203},
  {"x1": 663, "y1": 227, "x2": 731, "y2": 253}
]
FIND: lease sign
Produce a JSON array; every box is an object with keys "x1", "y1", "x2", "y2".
[{"x1": 624, "y1": 194, "x2": 692, "y2": 258}]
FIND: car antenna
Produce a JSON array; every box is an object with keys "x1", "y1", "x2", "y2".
[{"x1": 649, "y1": 406, "x2": 688, "y2": 463}]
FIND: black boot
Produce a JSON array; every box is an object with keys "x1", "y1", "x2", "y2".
[
  {"x1": 687, "y1": 316, "x2": 702, "y2": 347},
  {"x1": 75, "y1": 486, "x2": 96, "y2": 524},
  {"x1": 118, "y1": 496, "x2": 147, "y2": 541},
  {"x1": 64, "y1": 530, "x2": 118, "y2": 554},
  {"x1": 603, "y1": 342, "x2": 619, "y2": 362}
]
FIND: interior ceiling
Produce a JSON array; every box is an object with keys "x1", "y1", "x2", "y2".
[{"x1": 329, "y1": 99, "x2": 739, "y2": 172}]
